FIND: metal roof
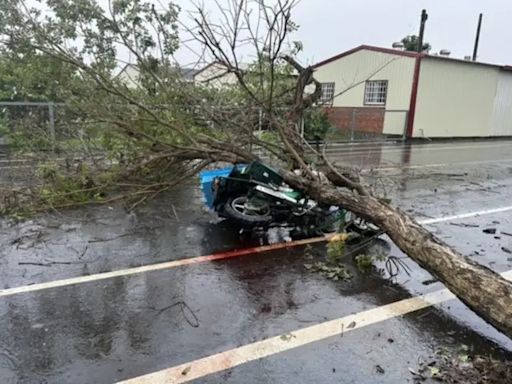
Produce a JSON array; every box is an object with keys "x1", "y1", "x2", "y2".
[{"x1": 313, "y1": 45, "x2": 512, "y2": 72}]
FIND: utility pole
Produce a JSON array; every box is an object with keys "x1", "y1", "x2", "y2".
[
  {"x1": 473, "y1": 13, "x2": 483, "y2": 61},
  {"x1": 417, "y1": 9, "x2": 428, "y2": 53}
]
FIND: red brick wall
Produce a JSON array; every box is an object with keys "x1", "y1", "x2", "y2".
[{"x1": 325, "y1": 107, "x2": 385, "y2": 134}]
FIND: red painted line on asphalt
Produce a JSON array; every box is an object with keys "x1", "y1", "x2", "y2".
[
  {"x1": 0, "y1": 234, "x2": 332, "y2": 298},
  {"x1": 2, "y1": 203, "x2": 511, "y2": 298},
  {"x1": 175, "y1": 234, "x2": 332, "y2": 266}
]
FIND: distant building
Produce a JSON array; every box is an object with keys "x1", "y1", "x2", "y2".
[
  {"x1": 115, "y1": 64, "x2": 199, "y2": 87},
  {"x1": 313, "y1": 45, "x2": 512, "y2": 139},
  {"x1": 193, "y1": 62, "x2": 250, "y2": 87},
  {"x1": 116, "y1": 64, "x2": 140, "y2": 88}
]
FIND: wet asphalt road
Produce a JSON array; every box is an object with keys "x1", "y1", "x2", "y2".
[{"x1": 1, "y1": 139, "x2": 512, "y2": 383}]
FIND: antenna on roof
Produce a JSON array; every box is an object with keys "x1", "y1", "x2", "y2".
[
  {"x1": 417, "y1": 9, "x2": 428, "y2": 53},
  {"x1": 472, "y1": 13, "x2": 483, "y2": 61}
]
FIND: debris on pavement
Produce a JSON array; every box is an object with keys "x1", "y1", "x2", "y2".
[
  {"x1": 375, "y1": 364, "x2": 385, "y2": 374},
  {"x1": 280, "y1": 333, "x2": 296, "y2": 342},
  {"x1": 304, "y1": 262, "x2": 351, "y2": 281},
  {"x1": 412, "y1": 345, "x2": 512, "y2": 384},
  {"x1": 450, "y1": 222, "x2": 479, "y2": 228},
  {"x1": 181, "y1": 366, "x2": 191, "y2": 376},
  {"x1": 501, "y1": 246, "x2": 512, "y2": 254},
  {"x1": 412, "y1": 355, "x2": 512, "y2": 383},
  {"x1": 482, "y1": 228, "x2": 497, "y2": 234}
]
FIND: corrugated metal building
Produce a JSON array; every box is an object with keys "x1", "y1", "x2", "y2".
[{"x1": 313, "y1": 45, "x2": 512, "y2": 139}]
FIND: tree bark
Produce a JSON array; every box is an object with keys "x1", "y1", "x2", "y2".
[{"x1": 282, "y1": 171, "x2": 512, "y2": 338}]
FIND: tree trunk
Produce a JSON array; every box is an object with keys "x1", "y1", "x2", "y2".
[{"x1": 283, "y1": 171, "x2": 512, "y2": 339}]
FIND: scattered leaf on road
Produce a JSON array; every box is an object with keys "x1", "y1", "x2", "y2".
[
  {"x1": 459, "y1": 354, "x2": 469, "y2": 363},
  {"x1": 280, "y1": 333, "x2": 296, "y2": 342},
  {"x1": 430, "y1": 367, "x2": 440, "y2": 376},
  {"x1": 181, "y1": 366, "x2": 191, "y2": 376}
]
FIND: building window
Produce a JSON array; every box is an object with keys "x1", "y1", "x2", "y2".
[
  {"x1": 319, "y1": 82, "x2": 335, "y2": 104},
  {"x1": 364, "y1": 80, "x2": 388, "y2": 105}
]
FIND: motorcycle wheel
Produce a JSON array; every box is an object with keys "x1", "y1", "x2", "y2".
[{"x1": 222, "y1": 195, "x2": 273, "y2": 228}]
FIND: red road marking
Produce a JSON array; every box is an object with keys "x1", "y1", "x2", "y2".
[
  {"x1": 173, "y1": 234, "x2": 332, "y2": 266},
  {"x1": 0, "y1": 234, "x2": 332, "y2": 298}
]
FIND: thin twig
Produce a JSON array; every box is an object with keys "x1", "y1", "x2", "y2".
[
  {"x1": 171, "y1": 204, "x2": 180, "y2": 222},
  {"x1": 151, "y1": 301, "x2": 200, "y2": 328}
]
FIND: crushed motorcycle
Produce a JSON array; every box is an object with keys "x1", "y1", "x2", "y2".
[{"x1": 199, "y1": 161, "x2": 379, "y2": 238}]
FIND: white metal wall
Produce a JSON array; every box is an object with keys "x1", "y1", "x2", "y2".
[
  {"x1": 314, "y1": 50, "x2": 415, "y2": 110},
  {"x1": 313, "y1": 49, "x2": 415, "y2": 135},
  {"x1": 490, "y1": 71, "x2": 512, "y2": 136},
  {"x1": 413, "y1": 58, "x2": 499, "y2": 138},
  {"x1": 193, "y1": 63, "x2": 238, "y2": 87}
]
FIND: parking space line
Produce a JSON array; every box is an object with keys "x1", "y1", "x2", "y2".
[
  {"x1": 1, "y1": 205, "x2": 512, "y2": 298},
  {"x1": 118, "y1": 269, "x2": 512, "y2": 384}
]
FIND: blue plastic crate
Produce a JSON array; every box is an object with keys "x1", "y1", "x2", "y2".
[{"x1": 199, "y1": 166, "x2": 234, "y2": 209}]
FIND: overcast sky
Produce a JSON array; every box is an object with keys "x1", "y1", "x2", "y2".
[
  {"x1": 290, "y1": 0, "x2": 512, "y2": 65},
  {"x1": 35, "y1": 0, "x2": 510, "y2": 67},
  {"x1": 172, "y1": 0, "x2": 512, "y2": 67}
]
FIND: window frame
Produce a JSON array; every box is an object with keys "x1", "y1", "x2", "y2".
[
  {"x1": 363, "y1": 80, "x2": 388, "y2": 106},
  {"x1": 319, "y1": 82, "x2": 335, "y2": 105}
]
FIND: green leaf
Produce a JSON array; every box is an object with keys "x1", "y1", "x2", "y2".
[{"x1": 429, "y1": 367, "x2": 440, "y2": 376}]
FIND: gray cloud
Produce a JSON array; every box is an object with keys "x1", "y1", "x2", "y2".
[{"x1": 292, "y1": 0, "x2": 512, "y2": 65}]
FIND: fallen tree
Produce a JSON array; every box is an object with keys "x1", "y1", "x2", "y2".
[{"x1": 2, "y1": 0, "x2": 512, "y2": 339}]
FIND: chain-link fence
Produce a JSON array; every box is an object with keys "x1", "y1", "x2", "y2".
[
  {"x1": 0, "y1": 102, "x2": 101, "y2": 189},
  {"x1": 0, "y1": 102, "x2": 409, "y2": 189},
  {"x1": 0, "y1": 101, "x2": 92, "y2": 154},
  {"x1": 0, "y1": 103, "x2": 409, "y2": 154}
]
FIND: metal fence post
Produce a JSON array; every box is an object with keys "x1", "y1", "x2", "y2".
[
  {"x1": 350, "y1": 109, "x2": 356, "y2": 141},
  {"x1": 48, "y1": 102, "x2": 56, "y2": 151},
  {"x1": 402, "y1": 111, "x2": 409, "y2": 141}
]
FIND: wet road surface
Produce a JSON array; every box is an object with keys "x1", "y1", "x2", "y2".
[
  {"x1": 324, "y1": 139, "x2": 512, "y2": 169},
  {"x1": 1, "y1": 139, "x2": 512, "y2": 383}
]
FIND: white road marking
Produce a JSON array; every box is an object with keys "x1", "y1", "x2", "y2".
[
  {"x1": 325, "y1": 142, "x2": 512, "y2": 156},
  {"x1": 370, "y1": 158, "x2": 512, "y2": 171},
  {"x1": 0, "y1": 236, "x2": 331, "y2": 298},
  {"x1": 0, "y1": 205, "x2": 511, "y2": 298},
  {"x1": 118, "y1": 270, "x2": 512, "y2": 384},
  {"x1": 418, "y1": 205, "x2": 512, "y2": 225}
]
